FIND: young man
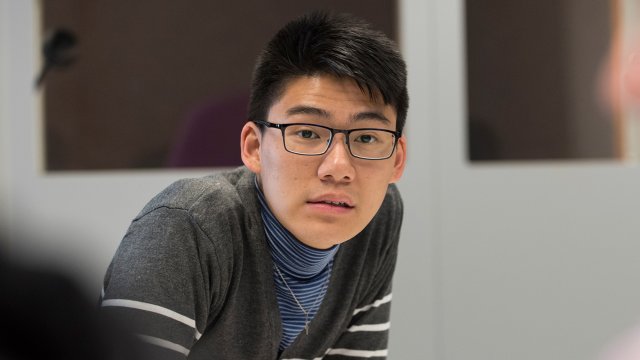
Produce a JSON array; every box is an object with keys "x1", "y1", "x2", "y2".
[{"x1": 101, "y1": 11, "x2": 408, "y2": 359}]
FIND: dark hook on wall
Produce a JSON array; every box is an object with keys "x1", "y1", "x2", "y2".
[{"x1": 35, "y1": 28, "x2": 78, "y2": 88}]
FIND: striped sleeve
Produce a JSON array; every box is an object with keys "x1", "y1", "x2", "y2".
[
  {"x1": 100, "y1": 207, "x2": 219, "y2": 359},
  {"x1": 329, "y1": 292, "x2": 393, "y2": 359},
  {"x1": 321, "y1": 289, "x2": 393, "y2": 360}
]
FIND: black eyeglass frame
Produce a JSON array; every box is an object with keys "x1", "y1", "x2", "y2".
[{"x1": 251, "y1": 120, "x2": 402, "y2": 160}]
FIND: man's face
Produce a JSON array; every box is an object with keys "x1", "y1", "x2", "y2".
[{"x1": 241, "y1": 75, "x2": 406, "y2": 249}]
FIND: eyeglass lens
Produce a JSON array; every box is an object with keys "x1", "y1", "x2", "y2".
[{"x1": 282, "y1": 124, "x2": 395, "y2": 159}]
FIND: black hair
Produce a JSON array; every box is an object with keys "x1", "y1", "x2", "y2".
[{"x1": 248, "y1": 11, "x2": 408, "y2": 133}]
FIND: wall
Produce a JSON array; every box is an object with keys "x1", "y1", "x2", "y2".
[
  {"x1": 390, "y1": 0, "x2": 439, "y2": 358},
  {"x1": 432, "y1": 1, "x2": 640, "y2": 359},
  {"x1": 0, "y1": 0, "x2": 11, "y2": 239}
]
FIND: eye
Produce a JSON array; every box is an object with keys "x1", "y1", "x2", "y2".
[
  {"x1": 295, "y1": 129, "x2": 320, "y2": 139},
  {"x1": 354, "y1": 133, "x2": 378, "y2": 144}
]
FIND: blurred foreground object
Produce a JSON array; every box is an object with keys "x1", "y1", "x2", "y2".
[
  {"x1": 0, "y1": 250, "x2": 143, "y2": 360},
  {"x1": 598, "y1": 0, "x2": 640, "y2": 161},
  {"x1": 601, "y1": 325, "x2": 640, "y2": 360}
]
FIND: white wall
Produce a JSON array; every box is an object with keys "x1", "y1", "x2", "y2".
[
  {"x1": 3, "y1": 1, "x2": 640, "y2": 360},
  {"x1": 422, "y1": 1, "x2": 640, "y2": 359},
  {"x1": 0, "y1": 0, "x2": 11, "y2": 239},
  {"x1": 390, "y1": 0, "x2": 440, "y2": 358}
]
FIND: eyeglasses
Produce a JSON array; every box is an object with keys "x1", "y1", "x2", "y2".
[{"x1": 252, "y1": 120, "x2": 401, "y2": 160}]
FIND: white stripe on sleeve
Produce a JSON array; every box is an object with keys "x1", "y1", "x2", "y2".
[
  {"x1": 347, "y1": 322, "x2": 391, "y2": 332},
  {"x1": 137, "y1": 334, "x2": 190, "y2": 356},
  {"x1": 282, "y1": 347, "x2": 388, "y2": 360},
  {"x1": 352, "y1": 293, "x2": 392, "y2": 315},
  {"x1": 101, "y1": 299, "x2": 202, "y2": 339},
  {"x1": 326, "y1": 348, "x2": 388, "y2": 358}
]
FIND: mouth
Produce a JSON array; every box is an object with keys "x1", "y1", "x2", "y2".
[{"x1": 308, "y1": 200, "x2": 354, "y2": 208}]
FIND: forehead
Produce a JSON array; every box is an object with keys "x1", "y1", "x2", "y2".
[{"x1": 269, "y1": 75, "x2": 397, "y2": 126}]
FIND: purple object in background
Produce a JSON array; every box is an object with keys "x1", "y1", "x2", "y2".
[{"x1": 168, "y1": 93, "x2": 249, "y2": 168}]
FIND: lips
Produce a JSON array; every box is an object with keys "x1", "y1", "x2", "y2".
[
  {"x1": 314, "y1": 200, "x2": 352, "y2": 208},
  {"x1": 307, "y1": 195, "x2": 355, "y2": 208}
]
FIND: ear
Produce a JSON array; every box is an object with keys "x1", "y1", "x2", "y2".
[
  {"x1": 389, "y1": 135, "x2": 407, "y2": 183},
  {"x1": 240, "y1": 122, "x2": 262, "y2": 174}
]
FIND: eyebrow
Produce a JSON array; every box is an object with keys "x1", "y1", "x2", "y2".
[
  {"x1": 286, "y1": 106, "x2": 330, "y2": 118},
  {"x1": 352, "y1": 111, "x2": 390, "y2": 124},
  {"x1": 286, "y1": 105, "x2": 390, "y2": 125}
]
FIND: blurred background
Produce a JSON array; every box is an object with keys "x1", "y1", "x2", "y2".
[{"x1": 2, "y1": 0, "x2": 640, "y2": 359}]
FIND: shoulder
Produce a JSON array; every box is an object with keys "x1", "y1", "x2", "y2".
[
  {"x1": 135, "y1": 166, "x2": 256, "y2": 220},
  {"x1": 114, "y1": 167, "x2": 259, "y2": 288},
  {"x1": 129, "y1": 166, "x2": 262, "y2": 245}
]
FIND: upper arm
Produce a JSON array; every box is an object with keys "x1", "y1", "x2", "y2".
[{"x1": 101, "y1": 207, "x2": 220, "y2": 359}]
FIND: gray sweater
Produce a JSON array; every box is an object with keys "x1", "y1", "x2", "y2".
[{"x1": 101, "y1": 167, "x2": 403, "y2": 359}]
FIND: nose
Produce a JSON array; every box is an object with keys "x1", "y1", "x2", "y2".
[{"x1": 317, "y1": 133, "x2": 355, "y2": 183}]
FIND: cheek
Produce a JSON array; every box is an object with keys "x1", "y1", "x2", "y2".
[
  {"x1": 264, "y1": 159, "x2": 309, "y2": 200},
  {"x1": 357, "y1": 166, "x2": 396, "y2": 210},
  {"x1": 359, "y1": 162, "x2": 396, "y2": 183}
]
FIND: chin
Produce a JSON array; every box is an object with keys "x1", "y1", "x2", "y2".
[
  {"x1": 296, "y1": 230, "x2": 351, "y2": 249},
  {"x1": 302, "y1": 228, "x2": 359, "y2": 249}
]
